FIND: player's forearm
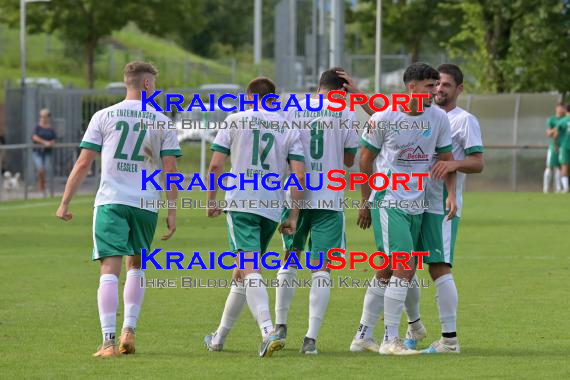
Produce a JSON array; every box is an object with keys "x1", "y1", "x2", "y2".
[
  {"x1": 207, "y1": 163, "x2": 225, "y2": 201},
  {"x1": 444, "y1": 171, "x2": 457, "y2": 199},
  {"x1": 289, "y1": 161, "x2": 306, "y2": 217},
  {"x1": 61, "y1": 162, "x2": 91, "y2": 206},
  {"x1": 361, "y1": 102, "x2": 375, "y2": 117},
  {"x1": 344, "y1": 152, "x2": 356, "y2": 167},
  {"x1": 359, "y1": 156, "x2": 373, "y2": 202},
  {"x1": 457, "y1": 155, "x2": 484, "y2": 174}
]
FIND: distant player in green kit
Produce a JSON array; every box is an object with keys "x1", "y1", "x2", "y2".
[
  {"x1": 543, "y1": 103, "x2": 565, "y2": 193},
  {"x1": 555, "y1": 104, "x2": 570, "y2": 193},
  {"x1": 56, "y1": 61, "x2": 181, "y2": 358}
]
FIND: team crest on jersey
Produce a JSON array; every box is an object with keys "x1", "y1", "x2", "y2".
[
  {"x1": 422, "y1": 126, "x2": 433, "y2": 138},
  {"x1": 397, "y1": 146, "x2": 429, "y2": 166}
]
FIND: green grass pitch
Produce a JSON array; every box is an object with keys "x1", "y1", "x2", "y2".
[{"x1": 1, "y1": 192, "x2": 569, "y2": 378}]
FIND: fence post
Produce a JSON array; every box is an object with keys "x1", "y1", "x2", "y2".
[
  {"x1": 512, "y1": 94, "x2": 521, "y2": 192},
  {"x1": 200, "y1": 112, "x2": 208, "y2": 179},
  {"x1": 24, "y1": 144, "x2": 30, "y2": 200},
  {"x1": 49, "y1": 147, "x2": 55, "y2": 198},
  {"x1": 231, "y1": 58, "x2": 237, "y2": 84},
  {"x1": 466, "y1": 94, "x2": 473, "y2": 113}
]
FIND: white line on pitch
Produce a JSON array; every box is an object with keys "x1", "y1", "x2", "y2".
[{"x1": 0, "y1": 198, "x2": 91, "y2": 211}]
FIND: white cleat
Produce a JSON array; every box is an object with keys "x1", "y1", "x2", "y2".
[
  {"x1": 421, "y1": 338, "x2": 460, "y2": 354},
  {"x1": 349, "y1": 338, "x2": 381, "y2": 352},
  {"x1": 403, "y1": 322, "x2": 427, "y2": 350},
  {"x1": 379, "y1": 338, "x2": 419, "y2": 355}
]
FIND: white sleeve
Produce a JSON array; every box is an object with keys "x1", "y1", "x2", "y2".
[
  {"x1": 435, "y1": 114, "x2": 452, "y2": 153},
  {"x1": 160, "y1": 117, "x2": 182, "y2": 157},
  {"x1": 211, "y1": 128, "x2": 232, "y2": 155},
  {"x1": 461, "y1": 115, "x2": 484, "y2": 155},
  {"x1": 344, "y1": 111, "x2": 359, "y2": 154},
  {"x1": 360, "y1": 113, "x2": 383, "y2": 153},
  {"x1": 79, "y1": 112, "x2": 103, "y2": 152},
  {"x1": 287, "y1": 129, "x2": 305, "y2": 162}
]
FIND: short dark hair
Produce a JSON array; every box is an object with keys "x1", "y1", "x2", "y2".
[
  {"x1": 319, "y1": 67, "x2": 347, "y2": 91},
  {"x1": 438, "y1": 63, "x2": 464, "y2": 86},
  {"x1": 246, "y1": 77, "x2": 276, "y2": 99},
  {"x1": 403, "y1": 63, "x2": 439, "y2": 85},
  {"x1": 557, "y1": 102, "x2": 566, "y2": 108}
]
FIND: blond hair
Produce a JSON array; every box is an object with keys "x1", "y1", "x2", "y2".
[{"x1": 123, "y1": 61, "x2": 158, "y2": 89}]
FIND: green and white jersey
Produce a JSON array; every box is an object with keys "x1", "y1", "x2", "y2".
[
  {"x1": 80, "y1": 99, "x2": 182, "y2": 213},
  {"x1": 556, "y1": 115, "x2": 570, "y2": 149},
  {"x1": 547, "y1": 115, "x2": 562, "y2": 150},
  {"x1": 211, "y1": 109, "x2": 305, "y2": 222},
  {"x1": 285, "y1": 98, "x2": 359, "y2": 210},
  {"x1": 425, "y1": 106, "x2": 484, "y2": 217},
  {"x1": 361, "y1": 105, "x2": 452, "y2": 215}
]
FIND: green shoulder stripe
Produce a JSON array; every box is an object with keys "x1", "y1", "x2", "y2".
[
  {"x1": 288, "y1": 154, "x2": 305, "y2": 162},
  {"x1": 160, "y1": 149, "x2": 183, "y2": 157},
  {"x1": 360, "y1": 137, "x2": 380, "y2": 154},
  {"x1": 211, "y1": 144, "x2": 230, "y2": 155},
  {"x1": 465, "y1": 145, "x2": 484, "y2": 155},
  {"x1": 79, "y1": 141, "x2": 102, "y2": 152}
]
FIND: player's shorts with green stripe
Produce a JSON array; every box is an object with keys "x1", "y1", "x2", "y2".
[
  {"x1": 370, "y1": 200, "x2": 422, "y2": 255},
  {"x1": 92, "y1": 204, "x2": 158, "y2": 261},
  {"x1": 546, "y1": 148, "x2": 560, "y2": 167},
  {"x1": 559, "y1": 148, "x2": 570, "y2": 165},
  {"x1": 418, "y1": 212, "x2": 460, "y2": 266},
  {"x1": 225, "y1": 211, "x2": 278, "y2": 253},
  {"x1": 281, "y1": 209, "x2": 346, "y2": 260}
]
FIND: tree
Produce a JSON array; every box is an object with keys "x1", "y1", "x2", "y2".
[
  {"x1": 444, "y1": 0, "x2": 570, "y2": 94},
  {"x1": 0, "y1": 0, "x2": 207, "y2": 88},
  {"x1": 178, "y1": 0, "x2": 278, "y2": 59},
  {"x1": 347, "y1": 0, "x2": 461, "y2": 63}
]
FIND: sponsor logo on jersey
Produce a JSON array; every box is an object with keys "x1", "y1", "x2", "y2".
[{"x1": 397, "y1": 146, "x2": 429, "y2": 164}]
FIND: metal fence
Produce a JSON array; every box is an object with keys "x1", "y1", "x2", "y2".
[
  {"x1": 0, "y1": 87, "x2": 563, "y2": 202},
  {"x1": 350, "y1": 92, "x2": 562, "y2": 192}
]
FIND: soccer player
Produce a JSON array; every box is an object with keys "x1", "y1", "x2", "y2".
[
  {"x1": 350, "y1": 63, "x2": 457, "y2": 355},
  {"x1": 203, "y1": 77, "x2": 305, "y2": 357},
  {"x1": 55, "y1": 61, "x2": 181, "y2": 358},
  {"x1": 544, "y1": 103, "x2": 565, "y2": 193},
  {"x1": 271, "y1": 67, "x2": 359, "y2": 355},
  {"x1": 556, "y1": 104, "x2": 570, "y2": 193},
  {"x1": 400, "y1": 64, "x2": 484, "y2": 354}
]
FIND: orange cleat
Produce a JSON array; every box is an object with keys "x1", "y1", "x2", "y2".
[
  {"x1": 93, "y1": 341, "x2": 118, "y2": 358},
  {"x1": 119, "y1": 328, "x2": 136, "y2": 354}
]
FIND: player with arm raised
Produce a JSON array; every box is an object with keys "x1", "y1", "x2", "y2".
[
  {"x1": 270, "y1": 67, "x2": 359, "y2": 355},
  {"x1": 203, "y1": 77, "x2": 306, "y2": 357},
  {"x1": 56, "y1": 61, "x2": 181, "y2": 358},
  {"x1": 350, "y1": 63, "x2": 457, "y2": 355},
  {"x1": 401, "y1": 64, "x2": 484, "y2": 353}
]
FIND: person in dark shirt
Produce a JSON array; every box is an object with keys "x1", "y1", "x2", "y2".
[{"x1": 32, "y1": 108, "x2": 57, "y2": 192}]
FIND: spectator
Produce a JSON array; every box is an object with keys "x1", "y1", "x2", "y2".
[{"x1": 32, "y1": 108, "x2": 56, "y2": 192}]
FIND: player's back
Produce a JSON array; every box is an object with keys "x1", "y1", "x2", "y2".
[
  {"x1": 287, "y1": 98, "x2": 359, "y2": 209},
  {"x1": 81, "y1": 99, "x2": 180, "y2": 211},
  {"x1": 212, "y1": 108, "x2": 303, "y2": 221},
  {"x1": 557, "y1": 115, "x2": 570, "y2": 145}
]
